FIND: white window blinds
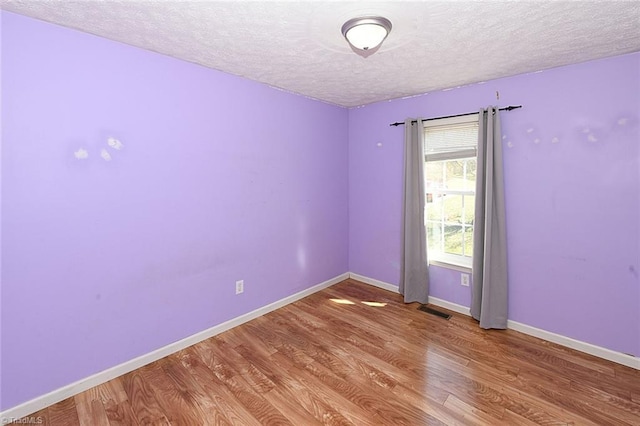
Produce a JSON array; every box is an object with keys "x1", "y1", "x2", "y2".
[{"x1": 424, "y1": 117, "x2": 479, "y2": 161}]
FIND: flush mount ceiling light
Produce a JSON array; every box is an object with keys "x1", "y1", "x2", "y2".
[{"x1": 341, "y1": 16, "x2": 392, "y2": 55}]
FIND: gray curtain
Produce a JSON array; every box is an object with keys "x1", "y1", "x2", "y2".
[
  {"x1": 400, "y1": 119, "x2": 429, "y2": 304},
  {"x1": 471, "y1": 107, "x2": 508, "y2": 329}
]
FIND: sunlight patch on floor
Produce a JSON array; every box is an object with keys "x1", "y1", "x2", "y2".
[
  {"x1": 361, "y1": 301, "x2": 387, "y2": 307},
  {"x1": 330, "y1": 298, "x2": 356, "y2": 305},
  {"x1": 329, "y1": 298, "x2": 387, "y2": 307}
]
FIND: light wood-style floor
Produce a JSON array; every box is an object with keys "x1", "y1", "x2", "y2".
[{"x1": 15, "y1": 279, "x2": 640, "y2": 425}]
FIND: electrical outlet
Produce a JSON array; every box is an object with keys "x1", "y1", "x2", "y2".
[
  {"x1": 235, "y1": 280, "x2": 244, "y2": 294},
  {"x1": 461, "y1": 274, "x2": 470, "y2": 287}
]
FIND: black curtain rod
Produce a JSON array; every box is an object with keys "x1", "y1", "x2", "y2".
[{"x1": 389, "y1": 105, "x2": 522, "y2": 127}]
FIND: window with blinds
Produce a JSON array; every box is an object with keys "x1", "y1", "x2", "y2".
[
  {"x1": 423, "y1": 114, "x2": 479, "y2": 269},
  {"x1": 424, "y1": 116, "x2": 479, "y2": 161}
]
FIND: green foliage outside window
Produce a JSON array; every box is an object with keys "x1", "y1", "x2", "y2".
[{"x1": 425, "y1": 159, "x2": 476, "y2": 258}]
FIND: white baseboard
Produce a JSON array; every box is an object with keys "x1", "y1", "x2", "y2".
[
  {"x1": 348, "y1": 273, "x2": 469, "y2": 315},
  {"x1": 427, "y1": 296, "x2": 471, "y2": 316},
  {"x1": 349, "y1": 272, "x2": 639, "y2": 370},
  {"x1": 0, "y1": 272, "x2": 350, "y2": 421},
  {"x1": 506, "y1": 320, "x2": 640, "y2": 370},
  {"x1": 349, "y1": 272, "x2": 399, "y2": 293}
]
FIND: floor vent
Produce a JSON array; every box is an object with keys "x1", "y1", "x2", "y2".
[{"x1": 418, "y1": 305, "x2": 451, "y2": 320}]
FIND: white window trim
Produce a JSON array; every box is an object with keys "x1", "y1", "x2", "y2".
[
  {"x1": 426, "y1": 148, "x2": 476, "y2": 162},
  {"x1": 428, "y1": 258, "x2": 472, "y2": 273},
  {"x1": 423, "y1": 114, "x2": 478, "y2": 270}
]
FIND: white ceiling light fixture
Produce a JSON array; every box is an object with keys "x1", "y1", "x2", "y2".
[{"x1": 341, "y1": 16, "x2": 392, "y2": 57}]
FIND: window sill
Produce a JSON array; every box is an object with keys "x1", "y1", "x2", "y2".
[{"x1": 428, "y1": 259, "x2": 472, "y2": 273}]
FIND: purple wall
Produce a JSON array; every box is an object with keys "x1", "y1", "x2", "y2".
[
  {"x1": 1, "y1": 12, "x2": 348, "y2": 410},
  {"x1": 349, "y1": 53, "x2": 640, "y2": 358}
]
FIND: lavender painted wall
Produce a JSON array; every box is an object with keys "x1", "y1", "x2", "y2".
[
  {"x1": 349, "y1": 53, "x2": 640, "y2": 357},
  {"x1": 1, "y1": 12, "x2": 348, "y2": 410}
]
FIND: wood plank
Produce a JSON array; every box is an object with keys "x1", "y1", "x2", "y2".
[
  {"x1": 47, "y1": 397, "x2": 79, "y2": 426},
  {"x1": 102, "y1": 398, "x2": 140, "y2": 426},
  {"x1": 179, "y1": 346, "x2": 263, "y2": 426},
  {"x1": 121, "y1": 370, "x2": 171, "y2": 425},
  {"x1": 73, "y1": 391, "x2": 110, "y2": 426},
  {"x1": 135, "y1": 359, "x2": 205, "y2": 425},
  {"x1": 443, "y1": 394, "x2": 504, "y2": 425},
  {"x1": 17, "y1": 279, "x2": 640, "y2": 425},
  {"x1": 192, "y1": 341, "x2": 293, "y2": 425}
]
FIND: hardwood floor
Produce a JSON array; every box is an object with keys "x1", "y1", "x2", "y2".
[{"x1": 15, "y1": 279, "x2": 640, "y2": 425}]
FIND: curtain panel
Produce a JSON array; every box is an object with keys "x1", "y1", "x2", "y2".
[
  {"x1": 400, "y1": 119, "x2": 430, "y2": 304},
  {"x1": 471, "y1": 107, "x2": 509, "y2": 329}
]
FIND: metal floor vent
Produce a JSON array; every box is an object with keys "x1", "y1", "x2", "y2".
[{"x1": 418, "y1": 305, "x2": 452, "y2": 320}]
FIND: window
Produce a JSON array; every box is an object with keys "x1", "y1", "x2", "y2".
[{"x1": 424, "y1": 115, "x2": 479, "y2": 269}]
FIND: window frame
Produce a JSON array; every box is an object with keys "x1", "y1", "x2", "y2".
[{"x1": 423, "y1": 114, "x2": 479, "y2": 270}]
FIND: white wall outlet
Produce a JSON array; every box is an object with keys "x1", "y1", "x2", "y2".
[
  {"x1": 461, "y1": 274, "x2": 470, "y2": 287},
  {"x1": 235, "y1": 280, "x2": 244, "y2": 294}
]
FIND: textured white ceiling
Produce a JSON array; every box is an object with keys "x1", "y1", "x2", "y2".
[{"x1": 2, "y1": 0, "x2": 640, "y2": 107}]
